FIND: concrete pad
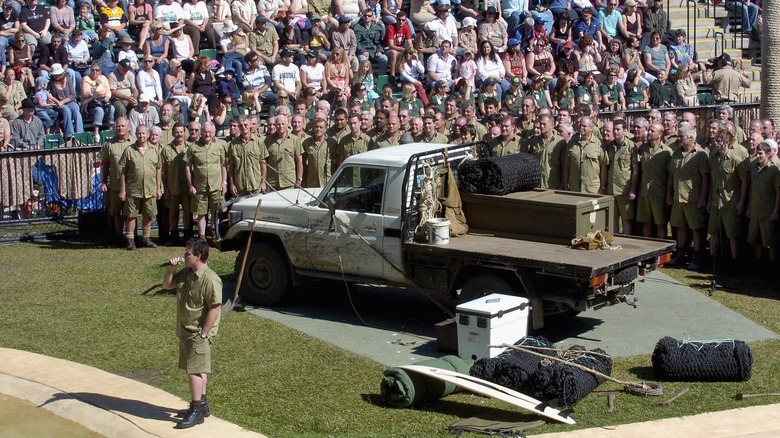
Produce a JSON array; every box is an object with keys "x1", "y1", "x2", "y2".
[
  {"x1": 534, "y1": 403, "x2": 780, "y2": 438},
  {"x1": 0, "y1": 348, "x2": 265, "y2": 438},
  {"x1": 239, "y1": 270, "x2": 777, "y2": 366}
]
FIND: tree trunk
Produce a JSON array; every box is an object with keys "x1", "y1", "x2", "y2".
[{"x1": 761, "y1": 1, "x2": 780, "y2": 123}]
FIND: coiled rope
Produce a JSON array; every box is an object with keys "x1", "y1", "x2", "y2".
[{"x1": 414, "y1": 161, "x2": 441, "y2": 237}]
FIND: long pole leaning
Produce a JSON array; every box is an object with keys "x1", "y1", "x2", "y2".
[{"x1": 223, "y1": 198, "x2": 263, "y2": 316}]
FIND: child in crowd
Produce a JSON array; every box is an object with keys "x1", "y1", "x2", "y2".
[
  {"x1": 117, "y1": 36, "x2": 140, "y2": 71},
  {"x1": 76, "y1": 1, "x2": 99, "y2": 42},
  {"x1": 429, "y1": 80, "x2": 449, "y2": 112},
  {"x1": 355, "y1": 59, "x2": 379, "y2": 100},
  {"x1": 33, "y1": 77, "x2": 58, "y2": 134},
  {"x1": 458, "y1": 50, "x2": 477, "y2": 93},
  {"x1": 477, "y1": 78, "x2": 500, "y2": 116}
]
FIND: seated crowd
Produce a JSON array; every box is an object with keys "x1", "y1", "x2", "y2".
[{"x1": 0, "y1": 0, "x2": 774, "y2": 265}]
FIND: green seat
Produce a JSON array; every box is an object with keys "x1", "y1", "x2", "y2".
[
  {"x1": 201, "y1": 49, "x2": 218, "y2": 61},
  {"x1": 44, "y1": 133, "x2": 65, "y2": 149},
  {"x1": 73, "y1": 132, "x2": 94, "y2": 147},
  {"x1": 697, "y1": 92, "x2": 714, "y2": 106},
  {"x1": 376, "y1": 75, "x2": 398, "y2": 94},
  {"x1": 99, "y1": 129, "x2": 114, "y2": 144}
]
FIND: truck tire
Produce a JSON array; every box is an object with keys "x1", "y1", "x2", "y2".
[
  {"x1": 238, "y1": 243, "x2": 289, "y2": 306},
  {"x1": 455, "y1": 274, "x2": 519, "y2": 307},
  {"x1": 613, "y1": 265, "x2": 638, "y2": 285}
]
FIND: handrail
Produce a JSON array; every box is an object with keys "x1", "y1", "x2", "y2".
[{"x1": 713, "y1": 30, "x2": 725, "y2": 58}]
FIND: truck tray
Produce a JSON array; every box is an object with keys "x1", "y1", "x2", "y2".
[{"x1": 461, "y1": 190, "x2": 615, "y2": 245}]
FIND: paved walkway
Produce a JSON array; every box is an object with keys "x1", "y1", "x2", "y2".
[{"x1": 0, "y1": 348, "x2": 266, "y2": 438}]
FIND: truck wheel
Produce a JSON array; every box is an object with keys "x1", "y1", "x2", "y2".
[
  {"x1": 613, "y1": 265, "x2": 638, "y2": 285},
  {"x1": 237, "y1": 243, "x2": 289, "y2": 306},
  {"x1": 455, "y1": 274, "x2": 519, "y2": 307}
]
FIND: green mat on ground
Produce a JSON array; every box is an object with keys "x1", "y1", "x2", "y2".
[{"x1": 380, "y1": 355, "x2": 473, "y2": 408}]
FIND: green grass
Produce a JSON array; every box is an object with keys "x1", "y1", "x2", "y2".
[{"x1": 1, "y1": 240, "x2": 779, "y2": 437}]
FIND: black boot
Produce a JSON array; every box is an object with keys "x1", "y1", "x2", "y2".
[
  {"x1": 688, "y1": 251, "x2": 703, "y2": 271},
  {"x1": 166, "y1": 230, "x2": 180, "y2": 246},
  {"x1": 177, "y1": 395, "x2": 209, "y2": 417},
  {"x1": 175, "y1": 401, "x2": 204, "y2": 429},
  {"x1": 667, "y1": 248, "x2": 686, "y2": 267}
]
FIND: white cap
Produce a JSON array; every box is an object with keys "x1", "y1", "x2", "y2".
[
  {"x1": 462, "y1": 17, "x2": 477, "y2": 28},
  {"x1": 139, "y1": 94, "x2": 151, "y2": 103},
  {"x1": 424, "y1": 21, "x2": 440, "y2": 32}
]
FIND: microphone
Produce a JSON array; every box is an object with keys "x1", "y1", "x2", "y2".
[{"x1": 160, "y1": 257, "x2": 185, "y2": 267}]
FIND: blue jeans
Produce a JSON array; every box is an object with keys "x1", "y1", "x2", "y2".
[
  {"x1": 36, "y1": 108, "x2": 59, "y2": 129},
  {"x1": 505, "y1": 11, "x2": 523, "y2": 40},
  {"x1": 89, "y1": 101, "x2": 116, "y2": 128},
  {"x1": 57, "y1": 101, "x2": 83, "y2": 139},
  {"x1": 222, "y1": 52, "x2": 246, "y2": 83},
  {"x1": 725, "y1": 1, "x2": 759, "y2": 33}
]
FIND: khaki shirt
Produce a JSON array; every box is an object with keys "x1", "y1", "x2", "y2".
[
  {"x1": 490, "y1": 135, "x2": 522, "y2": 157},
  {"x1": 748, "y1": 161, "x2": 780, "y2": 220},
  {"x1": 668, "y1": 145, "x2": 709, "y2": 204},
  {"x1": 635, "y1": 143, "x2": 672, "y2": 198},
  {"x1": 372, "y1": 132, "x2": 401, "y2": 149},
  {"x1": 565, "y1": 135, "x2": 608, "y2": 194},
  {"x1": 606, "y1": 138, "x2": 636, "y2": 197},
  {"x1": 302, "y1": 136, "x2": 335, "y2": 188},
  {"x1": 526, "y1": 134, "x2": 567, "y2": 190},
  {"x1": 0, "y1": 80, "x2": 26, "y2": 113},
  {"x1": 101, "y1": 137, "x2": 135, "y2": 191},
  {"x1": 108, "y1": 70, "x2": 136, "y2": 98},
  {"x1": 119, "y1": 143, "x2": 161, "y2": 198},
  {"x1": 161, "y1": 141, "x2": 189, "y2": 197},
  {"x1": 174, "y1": 265, "x2": 222, "y2": 338},
  {"x1": 185, "y1": 141, "x2": 225, "y2": 193},
  {"x1": 335, "y1": 132, "x2": 371, "y2": 166},
  {"x1": 229, "y1": 135, "x2": 269, "y2": 195},
  {"x1": 709, "y1": 146, "x2": 749, "y2": 209},
  {"x1": 327, "y1": 126, "x2": 349, "y2": 146},
  {"x1": 518, "y1": 119, "x2": 535, "y2": 142},
  {"x1": 249, "y1": 27, "x2": 279, "y2": 58},
  {"x1": 424, "y1": 132, "x2": 449, "y2": 144},
  {"x1": 158, "y1": 125, "x2": 174, "y2": 151},
  {"x1": 265, "y1": 133, "x2": 303, "y2": 190}
]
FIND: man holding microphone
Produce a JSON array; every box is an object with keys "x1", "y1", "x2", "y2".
[{"x1": 162, "y1": 238, "x2": 222, "y2": 429}]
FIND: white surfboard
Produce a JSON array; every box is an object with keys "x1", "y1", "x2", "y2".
[{"x1": 398, "y1": 364, "x2": 576, "y2": 425}]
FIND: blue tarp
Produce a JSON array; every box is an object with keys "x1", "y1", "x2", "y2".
[{"x1": 31, "y1": 157, "x2": 104, "y2": 211}]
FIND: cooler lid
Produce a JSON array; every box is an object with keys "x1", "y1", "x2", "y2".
[{"x1": 455, "y1": 293, "x2": 530, "y2": 318}]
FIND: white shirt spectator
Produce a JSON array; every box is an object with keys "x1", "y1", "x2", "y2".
[
  {"x1": 155, "y1": 1, "x2": 185, "y2": 29},
  {"x1": 231, "y1": 0, "x2": 257, "y2": 25},
  {"x1": 400, "y1": 58, "x2": 426, "y2": 83},
  {"x1": 243, "y1": 64, "x2": 271, "y2": 90},
  {"x1": 183, "y1": 1, "x2": 209, "y2": 26},
  {"x1": 271, "y1": 62, "x2": 300, "y2": 94},
  {"x1": 433, "y1": 15, "x2": 458, "y2": 44},
  {"x1": 137, "y1": 69, "x2": 164, "y2": 102},
  {"x1": 476, "y1": 56, "x2": 505, "y2": 82},
  {"x1": 426, "y1": 51, "x2": 456, "y2": 83}
]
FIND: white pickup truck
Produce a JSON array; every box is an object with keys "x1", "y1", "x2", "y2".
[{"x1": 216, "y1": 143, "x2": 674, "y2": 328}]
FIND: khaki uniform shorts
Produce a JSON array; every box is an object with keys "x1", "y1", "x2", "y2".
[
  {"x1": 178, "y1": 334, "x2": 212, "y2": 374},
  {"x1": 192, "y1": 190, "x2": 224, "y2": 216},
  {"x1": 614, "y1": 195, "x2": 636, "y2": 222},
  {"x1": 107, "y1": 190, "x2": 123, "y2": 216},
  {"x1": 708, "y1": 205, "x2": 742, "y2": 238},
  {"x1": 636, "y1": 195, "x2": 668, "y2": 225},
  {"x1": 670, "y1": 202, "x2": 707, "y2": 229},
  {"x1": 748, "y1": 218, "x2": 778, "y2": 247},
  {"x1": 123, "y1": 196, "x2": 157, "y2": 219},
  {"x1": 168, "y1": 193, "x2": 193, "y2": 212}
]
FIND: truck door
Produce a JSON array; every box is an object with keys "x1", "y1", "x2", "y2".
[{"x1": 306, "y1": 165, "x2": 387, "y2": 278}]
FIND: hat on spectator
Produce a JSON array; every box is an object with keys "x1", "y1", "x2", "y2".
[
  {"x1": 625, "y1": 0, "x2": 638, "y2": 6},
  {"x1": 224, "y1": 67, "x2": 235, "y2": 75},
  {"x1": 719, "y1": 53, "x2": 732, "y2": 64},
  {"x1": 223, "y1": 23, "x2": 238, "y2": 34},
  {"x1": 484, "y1": 77, "x2": 498, "y2": 86},
  {"x1": 35, "y1": 76, "x2": 47, "y2": 89},
  {"x1": 482, "y1": 6, "x2": 498, "y2": 16},
  {"x1": 280, "y1": 48, "x2": 295, "y2": 57},
  {"x1": 534, "y1": 17, "x2": 546, "y2": 25},
  {"x1": 524, "y1": 16, "x2": 534, "y2": 27},
  {"x1": 50, "y1": 63, "x2": 65, "y2": 76},
  {"x1": 583, "y1": 6, "x2": 596, "y2": 14},
  {"x1": 563, "y1": 40, "x2": 575, "y2": 50},
  {"x1": 462, "y1": 17, "x2": 477, "y2": 28},
  {"x1": 435, "y1": 80, "x2": 448, "y2": 88},
  {"x1": 256, "y1": 15, "x2": 268, "y2": 25},
  {"x1": 306, "y1": 50, "x2": 317, "y2": 58},
  {"x1": 435, "y1": 2, "x2": 450, "y2": 10},
  {"x1": 118, "y1": 58, "x2": 131, "y2": 69},
  {"x1": 510, "y1": 76, "x2": 522, "y2": 86},
  {"x1": 507, "y1": 38, "x2": 520, "y2": 46},
  {"x1": 310, "y1": 13, "x2": 321, "y2": 21},
  {"x1": 338, "y1": 15, "x2": 351, "y2": 24},
  {"x1": 385, "y1": 16, "x2": 397, "y2": 24},
  {"x1": 278, "y1": 89, "x2": 289, "y2": 98},
  {"x1": 21, "y1": 99, "x2": 35, "y2": 110},
  {"x1": 424, "y1": 21, "x2": 440, "y2": 32},
  {"x1": 139, "y1": 94, "x2": 151, "y2": 103},
  {"x1": 609, "y1": 38, "x2": 621, "y2": 46},
  {"x1": 118, "y1": 35, "x2": 134, "y2": 45}
]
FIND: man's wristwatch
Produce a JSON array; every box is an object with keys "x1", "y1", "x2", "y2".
[{"x1": 199, "y1": 332, "x2": 208, "y2": 339}]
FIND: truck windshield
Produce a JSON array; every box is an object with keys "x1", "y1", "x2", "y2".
[{"x1": 324, "y1": 166, "x2": 387, "y2": 214}]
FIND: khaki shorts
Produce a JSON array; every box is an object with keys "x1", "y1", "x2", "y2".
[
  {"x1": 708, "y1": 204, "x2": 742, "y2": 238},
  {"x1": 636, "y1": 195, "x2": 668, "y2": 225},
  {"x1": 748, "y1": 218, "x2": 778, "y2": 247},
  {"x1": 614, "y1": 195, "x2": 636, "y2": 222},
  {"x1": 670, "y1": 202, "x2": 707, "y2": 230},
  {"x1": 107, "y1": 190, "x2": 123, "y2": 216},
  {"x1": 191, "y1": 190, "x2": 224, "y2": 216},
  {"x1": 123, "y1": 196, "x2": 158, "y2": 219},
  {"x1": 168, "y1": 193, "x2": 192, "y2": 212},
  {"x1": 178, "y1": 334, "x2": 212, "y2": 374}
]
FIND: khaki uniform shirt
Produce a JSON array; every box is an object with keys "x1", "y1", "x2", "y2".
[
  {"x1": 101, "y1": 137, "x2": 135, "y2": 191},
  {"x1": 748, "y1": 161, "x2": 780, "y2": 220},
  {"x1": 565, "y1": 135, "x2": 608, "y2": 194},
  {"x1": 372, "y1": 132, "x2": 401, "y2": 149},
  {"x1": 424, "y1": 132, "x2": 449, "y2": 144},
  {"x1": 525, "y1": 133, "x2": 567, "y2": 189},
  {"x1": 668, "y1": 145, "x2": 709, "y2": 204},
  {"x1": 185, "y1": 141, "x2": 225, "y2": 193},
  {"x1": 709, "y1": 146, "x2": 749, "y2": 209},
  {"x1": 119, "y1": 143, "x2": 161, "y2": 198},
  {"x1": 489, "y1": 134, "x2": 522, "y2": 157},
  {"x1": 518, "y1": 119, "x2": 535, "y2": 142},
  {"x1": 174, "y1": 265, "x2": 222, "y2": 338},
  {"x1": 335, "y1": 132, "x2": 371, "y2": 166},
  {"x1": 635, "y1": 143, "x2": 672, "y2": 198},
  {"x1": 302, "y1": 136, "x2": 335, "y2": 188},
  {"x1": 229, "y1": 135, "x2": 269, "y2": 195},
  {"x1": 161, "y1": 141, "x2": 189, "y2": 197},
  {"x1": 249, "y1": 27, "x2": 279, "y2": 58},
  {"x1": 327, "y1": 126, "x2": 349, "y2": 146},
  {"x1": 0, "y1": 80, "x2": 26, "y2": 114},
  {"x1": 606, "y1": 138, "x2": 636, "y2": 197},
  {"x1": 158, "y1": 125, "x2": 174, "y2": 151},
  {"x1": 265, "y1": 133, "x2": 303, "y2": 190}
]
